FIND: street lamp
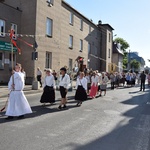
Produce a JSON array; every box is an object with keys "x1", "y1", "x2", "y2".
[{"x1": 128, "y1": 49, "x2": 131, "y2": 71}]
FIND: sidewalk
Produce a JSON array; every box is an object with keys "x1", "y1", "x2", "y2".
[
  {"x1": 0, "y1": 82, "x2": 76, "y2": 98},
  {"x1": 0, "y1": 85, "x2": 43, "y2": 98}
]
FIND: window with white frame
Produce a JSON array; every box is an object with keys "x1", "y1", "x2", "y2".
[
  {"x1": 108, "y1": 49, "x2": 111, "y2": 58},
  {"x1": 109, "y1": 33, "x2": 111, "y2": 42},
  {"x1": 0, "y1": 52, "x2": 4, "y2": 69},
  {"x1": 47, "y1": 0, "x2": 54, "y2": 6},
  {"x1": 69, "y1": 58, "x2": 73, "y2": 72},
  {"x1": 0, "y1": 19, "x2": 5, "y2": 37},
  {"x1": 45, "y1": 52, "x2": 52, "y2": 68},
  {"x1": 69, "y1": 35, "x2": 73, "y2": 49},
  {"x1": 80, "y1": 39, "x2": 83, "y2": 52},
  {"x1": 11, "y1": 23, "x2": 17, "y2": 34},
  {"x1": 89, "y1": 25, "x2": 91, "y2": 34},
  {"x1": 80, "y1": 19, "x2": 83, "y2": 31},
  {"x1": 46, "y1": 18, "x2": 53, "y2": 37},
  {"x1": 88, "y1": 43, "x2": 91, "y2": 54},
  {"x1": 94, "y1": 46, "x2": 98, "y2": 56},
  {"x1": 69, "y1": 12, "x2": 74, "y2": 25}
]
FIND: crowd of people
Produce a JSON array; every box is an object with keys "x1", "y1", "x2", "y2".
[{"x1": 4, "y1": 63, "x2": 149, "y2": 120}]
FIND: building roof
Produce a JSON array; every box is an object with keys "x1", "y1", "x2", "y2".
[
  {"x1": 62, "y1": 0, "x2": 114, "y2": 30},
  {"x1": 113, "y1": 43, "x2": 124, "y2": 55},
  {"x1": 101, "y1": 24, "x2": 114, "y2": 30}
]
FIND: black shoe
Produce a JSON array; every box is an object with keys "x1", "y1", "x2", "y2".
[
  {"x1": 99, "y1": 94, "x2": 102, "y2": 97},
  {"x1": 63, "y1": 105, "x2": 67, "y2": 109},
  {"x1": 76, "y1": 102, "x2": 80, "y2": 106},
  {"x1": 79, "y1": 102, "x2": 82, "y2": 106},
  {"x1": 5, "y1": 116, "x2": 14, "y2": 120},
  {"x1": 77, "y1": 102, "x2": 82, "y2": 106},
  {"x1": 17, "y1": 115, "x2": 24, "y2": 119},
  {"x1": 58, "y1": 105, "x2": 62, "y2": 110}
]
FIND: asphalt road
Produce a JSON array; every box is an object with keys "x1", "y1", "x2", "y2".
[{"x1": 0, "y1": 85, "x2": 150, "y2": 150}]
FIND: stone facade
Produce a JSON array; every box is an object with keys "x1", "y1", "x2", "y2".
[
  {"x1": 0, "y1": 1, "x2": 21, "y2": 83},
  {"x1": 0, "y1": 0, "x2": 114, "y2": 84}
]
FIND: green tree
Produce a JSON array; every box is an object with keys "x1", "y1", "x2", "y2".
[
  {"x1": 130, "y1": 59, "x2": 140, "y2": 70},
  {"x1": 114, "y1": 37, "x2": 130, "y2": 69},
  {"x1": 114, "y1": 37, "x2": 130, "y2": 52}
]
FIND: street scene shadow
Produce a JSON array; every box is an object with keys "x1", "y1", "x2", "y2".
[{"x1": 61, "y1": 88, "x2": 150, "y2": 150}]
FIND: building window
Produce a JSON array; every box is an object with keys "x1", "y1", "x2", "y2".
[
  {"x1": 89, "y1": 25, "x2": 91, "y2": 34},
  {"x1": 108, "y1": 49, "x2": 111, "y2": 58},
  {"x1": 79, "y1": 39, "x2": 83, "y2": 52},
  {"x1": 9, "y1": 53, "x2": 16, "y2": 70},
  {"x1": 96, "y1": 31, "x2": 98, "y2": 39},
  {"x1": 80, "y1": 19, "x2": 83, "y2": 31},
  {"x1": 94, "y1": 46, "x2": 98, "y2": 56},
  {"x1": 88, "y1": 43, "x2": 91, "y2": 54},
  {"x1": 46, "y1": 18, "x2": 53, "y2": 37},
  {"x1": 0, "y1": 52, "x2": 4, "y2": 69},
  {"x1": 70, "y1": 12, "x2": 74, "y2": 25},
  {"x1": 109, "y1": 33, "x2": 111, "y2": 42},
  {"x1": 47, "y1": 0, "x2": 54, "y2": 6},
  {"x1": 11, "y1": 23, "x2": 17, "y2": 34},
  {"x1": 69, "y1": 58, "x2": 73, "y2": 72},
  {"x1": 45, "y1": 52, "x2": 52, "y2": 68},
  {"x1": 69, "y1": 35, "x2": 73, "y2": 49},
  {"x1": 0, "y1": 19, "x2": 5, "y2": 37},
  {"x1": 11, "y1": 23, "x2": 17, "y2": 40}
]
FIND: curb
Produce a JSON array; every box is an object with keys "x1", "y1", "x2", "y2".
[{"x1": 0, "y1": 89, "x2": 76, "y2": 99}]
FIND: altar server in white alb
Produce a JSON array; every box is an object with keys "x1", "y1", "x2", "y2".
[{"x1": 5, "y1": 63, "x2": 32, "y2": 120}]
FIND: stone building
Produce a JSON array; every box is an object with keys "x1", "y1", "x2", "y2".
[
  {"x1": 112, "y1": 42, "x2": 124, "y2": 72},
  {"x1": 0, "y1": 0, "x2": 114, "y2": 84}
]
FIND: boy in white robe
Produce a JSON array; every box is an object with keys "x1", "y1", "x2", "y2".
[{"x1": 5, "y1": 63, "x2": 32, "y2": 120}]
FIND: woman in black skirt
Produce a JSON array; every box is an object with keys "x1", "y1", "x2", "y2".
[
  {"x1": 40, "y1": 69, "x2": 55, "y2": 106},
  {"x1": 75, "y1": 72, "x2": 87, "y2": 106}
]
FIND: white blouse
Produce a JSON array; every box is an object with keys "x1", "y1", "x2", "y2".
[
  {"x1": 8, "y1": 72, "x2": 24, "y2": 91},
  {"x1": 44, "y1": 75, "x2": 55, "y2": 88},
  {"x1": 91, "y1": 75, "x2": 99, "y2": 86},
  {"x1": 76, "y1": 77, "x2": 87, "y2": 90},
  {"x1": 59, "y1": 74, "x2": 70, "y2": 89}
]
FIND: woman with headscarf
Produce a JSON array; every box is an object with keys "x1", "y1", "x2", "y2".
[{"x1": 40, "y1": 69, "x2": 55, "y2": 106}]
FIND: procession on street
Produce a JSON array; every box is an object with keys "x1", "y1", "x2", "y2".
[{"x1": 2, "y1": 62, "x2": 149, "y2": 120}]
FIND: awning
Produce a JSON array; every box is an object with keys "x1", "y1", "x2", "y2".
[{"x1": 0, "y1": 41, "x2": 17, "y2": 52}]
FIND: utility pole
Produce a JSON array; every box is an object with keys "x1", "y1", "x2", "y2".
[{"x1": 128, "y1": 49, "x2": 131, "y2": 71}]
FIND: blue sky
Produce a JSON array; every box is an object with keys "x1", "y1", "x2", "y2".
[{"x1": 65, "y1": 0, "x2": 150, "y2": 66}]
